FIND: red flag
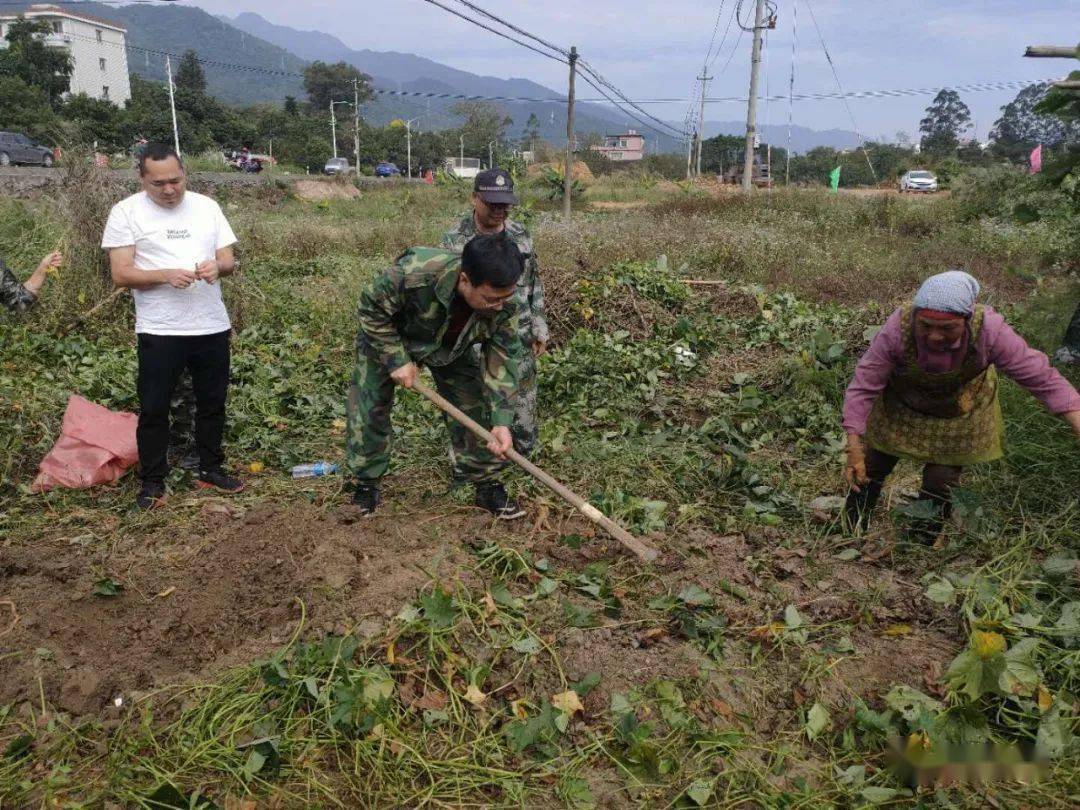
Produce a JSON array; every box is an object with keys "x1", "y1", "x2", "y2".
[{"x1": 1030, "y1": 144, "x2": 1042, "y2": 174}]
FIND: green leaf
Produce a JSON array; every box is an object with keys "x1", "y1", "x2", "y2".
[
  {"x1": 557, "y1": 775, "x2": 595, "y2": 809},
  {"x1": 490, "y1": 582, "x2": 524, "y2": 611},
  {"x1": 537, "y1": 577, "x2": 558, "y2": 596},
  {"x1": 835, "y1": 764, "x2": 866, "y2": 787},
  {"x1": 834, "y1": 548, "x2": 860, "y2": 561},
  {"x1": 685, "y1": 778, "x2": 714, "y2": 806},
  {"x1": 242, "y1": 749, "x2": 266, "y2": 779},
  {"x1": 144, "y1": 784, "x2": 217, "y2": 809},
  {"x1": 853, "y1": 699, "x2": 893, "y2": 735},
  {"x1": 419, "y1": 587, "x2": 457, "y2": 629},
  {"x1": 1042, "y1": 553, "x2": 1077, "y2": 578},
  {"x1": 92, "y1": 577, "x2": 122, "y2": 598},
  {"x1": 883, "y1": 685, "x2": 943, "y2": 723},
  {"x1": 784, "y1": 604, "x2": 804, "y2": 628},
  {"x1": 924, "y1": 578, "x2": 955, "y2": 605},
  {"x1": 511, "y1": 636, "x2": 541, "y2": 654},
  {"x1": 1036, "y1": 698, "x2": 1070, "y2": 758},
  {"x1": 572, "y1": 672, "x2": 601, "y2": 696},
  {"x1": 999, "y1": 637, "x2": 1040, "y2": 697},
  {"x1": 945, "y1": 648, "x2": 1005, "y2": 701},
  {"x1": 4, "y1": 734, "x2": 32, "y2": 760},
  {"x1": 805, "y1": 702, "x2": 831, "y2": 740},
  {"x1": 677, "y1": 584, "x2": 714, "y2": 608},
  {"x1": 1055, "y1": 601, "x2": 1080, "y2": 647},
  {"x1": 560, "y1": 533, "x2": 585, "y2": 549},
  {"x1": 860, "y1": 786, "x2": 909, "y2": 804},
  {"x1": 563, "y1": 601, "x2": 599, "y2": 628},
  {"x1": 1008, "y1": 612, "x2": 1043, "y2": 631}
]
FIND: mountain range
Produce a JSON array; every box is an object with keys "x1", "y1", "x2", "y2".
[{"x1": 3, "y1": 2, "x2": 860, "y2": 152}]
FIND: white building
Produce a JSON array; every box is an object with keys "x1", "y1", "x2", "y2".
[{"x1": 0, "y1": 4, "x2": 131, "y2": 105}]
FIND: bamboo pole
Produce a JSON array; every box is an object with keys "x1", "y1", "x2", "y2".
[{"x1": 412, "y1": 381, "x2": 659, "y2": 562}]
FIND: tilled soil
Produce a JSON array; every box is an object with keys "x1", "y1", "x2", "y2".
[{"x1": 0, "y1": 494, "x2": 959, "y2": 732}]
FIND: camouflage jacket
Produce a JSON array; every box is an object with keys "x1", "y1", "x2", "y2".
[
  {"x1": 1, "y1": 259, "x2": 36, "y2": 314},
  {"x1": 356, "y1": 247, "x2": 525, "y2": 426},
  {"x1": 441, "y1": 213, "x2": 549, "y2": 344}
]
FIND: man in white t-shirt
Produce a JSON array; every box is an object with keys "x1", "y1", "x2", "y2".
[{"x1": 102, "y1": 142, "x2": 245, "y2": 509}]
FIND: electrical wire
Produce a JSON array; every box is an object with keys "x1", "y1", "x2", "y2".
[
  {"x1": 785, "y1": 0, "x2": 797, "y2": 182},
  {"x1": 702, "y1": 2, "x2": 728, "y2": 67},
  {"x1": 577, "y1": 58, "x2": 687, "y2": 136},
  {"x1": 442, "y1": 0, "x2": 568, "y2": 58},
  {"x1": 802, "y1": 0, "x2": 876, "y2": 179},
  {"x1": 416, "y1": 0, "x2": 567, "y2": 64}
]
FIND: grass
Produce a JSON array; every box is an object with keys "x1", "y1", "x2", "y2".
[{"x1": 1, "y1": 176, "x2": 1078, "y2": 807}]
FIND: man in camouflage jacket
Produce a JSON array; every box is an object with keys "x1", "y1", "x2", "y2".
[
  {"x1": 1, "y1": 251, "x2": 61, "y2": 314},
  {"x1": 442, "y1": 168, "x2": 547, "y2": 456},
  {"x1": 346, "y1": 232, "x2": 528, "y2": 519}
]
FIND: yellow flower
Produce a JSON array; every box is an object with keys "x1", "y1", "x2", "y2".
[{"x1": 972, "y1": 630, "x2": 1007, "y2": 659}]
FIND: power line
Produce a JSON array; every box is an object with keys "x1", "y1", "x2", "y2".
[
  {"x1": 416, "y1": 0, "x2": 567, "y2": 64},
  {"x1": 577, "y1": 58, "x2": 687, "y2": 136},
  {"x1": 702, "y1": 2, "x2": 728, "y2": 66},
  {"x1": 802, "y1": 0, "x2": 876, "y2": 180},
  {"x1": 442, "y1": 0, "x2": 568, "y2": 58},
  {"x1": 708, "y1": 1, "x2": 741, "y2": 71}
]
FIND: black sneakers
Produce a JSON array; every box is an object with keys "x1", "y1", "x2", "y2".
[
  {"x1": 196, "y1": 468, "x2": 245, "y2": 494},
  {"x1": 474, "y1": 481, "x2": 525, "y2": 520},
  {"x1": 136, "y1": 481, "x2": 167, "y2": 511},
  {"x1": 352, "y1": 483, "x2": 381, "y2": 516}
]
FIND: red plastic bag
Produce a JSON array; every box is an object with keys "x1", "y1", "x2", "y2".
[{"x1": 31, "y1": 395, "x2": 138, "y2": 492}]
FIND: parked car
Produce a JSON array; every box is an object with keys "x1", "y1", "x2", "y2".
[
  {"x1": 0, "y1": 131, "x2": 54, "y2": 167},
  {"x1": 324, "y1": 157, "x2": 350, "y2": 176},
  {"x1": 375, "y1": 161, "x2": 401, "y2": 177},
  {"x1": 899, "y1": 170, "x2": 938, "y2": 193}
]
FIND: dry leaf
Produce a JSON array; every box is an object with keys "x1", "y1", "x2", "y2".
[
  {"x1": 386, "y1": 641, "x2": 396, "y2": 664},
  {"x1": 710, "y1": 698, "x2": 734, "y2": 720},
  {"x1": 510, "y1": 698, "x2": 529, "y2": 719},
  {"x1": 637, "y1": 627, "x2": 667, "y2": 648},
  {"x1": 412, "y1": 689, "x2": 448, "y2": 712},
  {"x1": 481, "y1": 593, "x2": 498, "y2": 617},
  {"x1": 463, "y1": 684, "x2": 487, "y2": 707},
  {"x1": 551, "y1": 689, "x2": 584, "y2": 715},
  {"x1": 155, "y1": 586, "x2": 176, "y2": 598},
  {"x1": 749, "y1": 622, "x2": 786, "y2": 642},
  {"x1": 1037, "y1": 685, "x2": 1053, "y2": 713},
  {"x1": 883, "y1": 624, "x2": 912, "y2": 637}
]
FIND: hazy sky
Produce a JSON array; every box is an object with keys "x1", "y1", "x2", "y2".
[{"x1": 187, "y1": 0, "x2": 1073, "y2": 141}]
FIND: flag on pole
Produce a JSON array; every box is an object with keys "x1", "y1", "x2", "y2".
[
  {"x1": 829, "y1": 166, "x2": 841, "y2": 191},
  {"x1": 1029, "y1": 144, "x2": 1042, "y2": 174}
]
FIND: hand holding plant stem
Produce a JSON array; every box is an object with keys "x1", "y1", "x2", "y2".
[
  {"x1": 844, "y1": 432, "x2": 868, "y2": 492},
  {"x1": 23, "y1": 250, "x2": 63, "y2": 296}
]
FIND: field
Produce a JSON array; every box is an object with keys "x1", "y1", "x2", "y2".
[{"x1": 1, "y1": 169, "x2": 1078, "y2": 808}]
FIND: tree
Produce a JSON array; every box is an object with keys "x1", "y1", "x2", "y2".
[
  {"x1": 62, "y1": 93, "x2": 125, "y2": 150},
  {"x1": 0, "y1": 18, "x2": 74, "y2": 108},
  {"x1": 451, "y1": 101, "x2": 512, "y2": 162},
  {"x1": 0, "y1": 76, "x2": 58, "y2": 141},
  {"x1": 521, "y1": 112, "x2": 540, "y2": 147},
  {"x1": 919, "y1": 89, "x2": 972, "y2": 157},
  {"x1": 990, "y1": 83, "x2": 1079, "y2": 162},
  {"x1": 302, "y1": 61, "x2": 372, "y2": 113},
  {"x1": 284, "y1": 96, "x2": 300, "y2": 116},
  {"x1": 174, "y1": 50, "x2": 206, "y2": 95}
]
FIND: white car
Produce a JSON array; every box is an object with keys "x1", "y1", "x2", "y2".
[{"x1": 899, "y1": 170, "x2": 938, "y2": 193}]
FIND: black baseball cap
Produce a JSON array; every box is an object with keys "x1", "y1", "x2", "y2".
[{"x1": 474, "y1": 168, "x2": 518, "y2": 204}]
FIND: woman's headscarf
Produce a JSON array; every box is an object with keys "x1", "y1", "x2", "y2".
[{"x1": 913, "y1": 270, "x2": 981, "y2": 317}]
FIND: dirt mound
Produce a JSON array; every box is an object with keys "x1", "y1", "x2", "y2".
[
  {"x1": 0, "y1": 499, "x2": 488, "y2": 716},
  {"x1": 526, "y1": 160, "x2": 594, "y2": 183},
  {"x1": 292, "y1": 179, "x2": 360, "y2": 201}
]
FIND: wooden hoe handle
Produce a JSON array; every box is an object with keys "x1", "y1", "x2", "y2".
[{"x1": 412, "y1": 381, "x2": 659, "y2": 563}]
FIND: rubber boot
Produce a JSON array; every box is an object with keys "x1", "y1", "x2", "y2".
[{"x1": 843, "y1": 479, "x2": 883, "y2": 534}]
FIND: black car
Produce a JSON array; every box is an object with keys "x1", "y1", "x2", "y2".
[{"x1": 0, "y1": 131, "x2": 54, "y2": 167}]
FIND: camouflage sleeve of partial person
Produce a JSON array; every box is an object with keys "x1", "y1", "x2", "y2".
[
  {"x1": 526, "y1": 250, "x2": 549, "y2": 343},
  {"x1": 355, "y1": 259, "x2": 411, "y2": 372},
  {"x1": 0, "y1": 259, "x2": 37, "y2": 314},
  {"x1": 482, "y1": 306, "x2": 525, "y2": 427}
]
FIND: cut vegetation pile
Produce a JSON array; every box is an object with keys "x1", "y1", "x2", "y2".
[{"x1": 1, "y1": 179, "x2": 1078, "y2": 807}]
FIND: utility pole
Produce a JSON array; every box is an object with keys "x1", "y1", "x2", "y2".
[
  {"x1": 695, "y1": 70, "x2": 711, "y2": 176},
  {"x1": 742, "y1": 0, "x2": 767, "y2": 193},
  {"x1": 459, "y1": 134, "x2": 464, "y2": 166},
  {"x1": 353, "y1": 79, "x2": 361, "y2": 178},
  {"x1": 406, "y1": 120, "x2": 413, "y2": 179},
  {"x1": 330, "y1": 99, "x2": 338, "y2": 159},
  {"x1": 685, "y1": 130, "x2": 694, "y2": 179},
  {"x1": 563, "y1": 45, "x2": 578, "y2": 219},
  {"x1": 165, "y1": 55, "x2": 180, "y2": 156},
  {"x1": 488, "y1": 139, "x2": 495, "y2": 168}
]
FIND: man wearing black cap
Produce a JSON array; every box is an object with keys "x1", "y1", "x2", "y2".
[{"x1": 442, "y1": 168, "x2": 548, "y2": 457}]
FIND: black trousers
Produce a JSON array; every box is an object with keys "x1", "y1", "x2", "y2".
[
  {"x1": 844, "y1": 447, "x2": 963, "y2": 535},
  {"x1": 137, "y1": 330, "x2": 231, "y2": 484}
]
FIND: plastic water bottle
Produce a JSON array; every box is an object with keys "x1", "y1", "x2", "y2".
[{"x1": 290, "y1": 461, "x2": 338, "y2": 479}]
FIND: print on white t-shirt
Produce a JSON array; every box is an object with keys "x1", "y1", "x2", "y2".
[{"x1": 101, "y1": 190, "x2": 238, "y2": 336}]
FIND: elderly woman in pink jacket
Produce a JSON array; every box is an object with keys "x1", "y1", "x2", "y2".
[{"x1": 843, "y1": 270, "x2": 1080, "y2": 544}]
